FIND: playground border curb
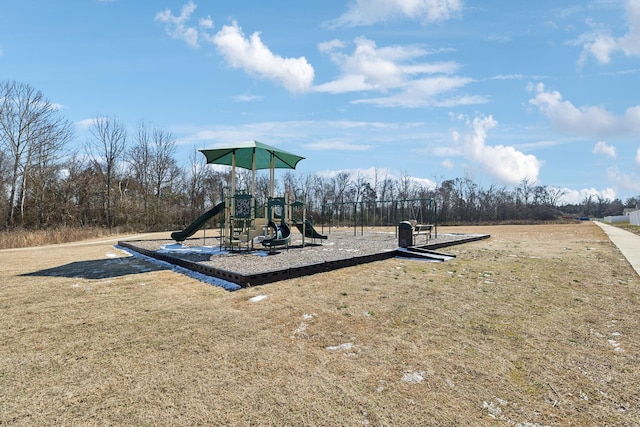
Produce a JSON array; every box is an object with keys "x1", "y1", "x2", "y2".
[{"x1": 119, "y1": 234, "x2": 490, "y2": 289}]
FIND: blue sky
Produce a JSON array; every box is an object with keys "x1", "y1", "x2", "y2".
[{"x1": 2, "y1": 0, "x2": 640, "y2": 203}]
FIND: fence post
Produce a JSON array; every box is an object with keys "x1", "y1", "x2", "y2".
[{"x1": 360, "y1": 201, "x2": 364, "y2": 236}]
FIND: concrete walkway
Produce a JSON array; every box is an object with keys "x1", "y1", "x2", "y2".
[{"x1": 595, "y1": 221, "x2": 640, "y2": 276}]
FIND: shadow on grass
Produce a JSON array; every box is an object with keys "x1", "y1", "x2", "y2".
[{"x1": 21, "y1": 256, "x2": 167, "y2": 280}]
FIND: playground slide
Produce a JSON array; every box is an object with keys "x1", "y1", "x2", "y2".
[
  {"x1": 171, "y1": 202, "x2": 225, "y2": 242},
  {"x1": 293, "y1": 219, "x2": 327, "y2": 240},
  {"x1": 261, "y1": 221, "x2": 291, "y2": 249}
]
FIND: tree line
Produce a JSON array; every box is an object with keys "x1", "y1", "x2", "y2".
[{"x1": 1, "y1": 80, "x2": 638, "y2": 232}]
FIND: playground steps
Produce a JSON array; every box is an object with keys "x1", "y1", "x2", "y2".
[{"x1": 231, "y1": 218, "x2": 270, "y2": 249}]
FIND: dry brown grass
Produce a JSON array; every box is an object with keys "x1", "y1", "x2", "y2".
[
  {"x1": 617, "y1": 223, "x2": 640, "y2": 237},
  {"x1": 0, "y1": 226, "x2": 110, "y2": 250},
  {"x1": 1, "y1": 224, "x2": 639, "y2": 426}
]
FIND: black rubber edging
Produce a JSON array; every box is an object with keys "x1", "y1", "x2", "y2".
[{"x1": 118, "y1": 234, "x2": 490, "y2": 289}]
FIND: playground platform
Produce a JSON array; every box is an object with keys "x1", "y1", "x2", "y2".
[{"x1": 119, "y1": 228, "x2": 489, "y2": 288}]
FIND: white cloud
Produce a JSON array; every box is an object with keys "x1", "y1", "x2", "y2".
[
  {"x1": 155, "y1": 1, "x2": 205, "y2": 48},
  {"x1": 411, "y1": 176, "x2": 437, "y2": 189},
  {"x1": 313, "y1": 75, "x2": 372, "y2": 94},
  {"x1": 327, "y1": 0, "x2": 463, "y2": 28},
  {"x1": 597, "y1": 187, "x2": 617, "y2": 201},
  {"x1": 304, "y1": 140, "x2": 372, "y2": 151},
  {"x1": 490, "y1": 74, "x2": 525, "y2": 80},
  {"x1": 454, "y1": 115, "x2": 542, "y2": 186},
  {"x1": 528, "y1": 82, "x2": 640, "y2": 138},
  {"x1": 606, "y1": 166, "x2": 640, "y2": 194},
  {"x1": 155, "y1": 4, "x2": 313, "y2": 93},
  {"x1": 233, "y1": 94, "x2": 264, "y2": 102},
  {"x1": 559, "y1": 187, "x2": 617, "y2": 205},
  {"x1": 315, "y1": 36, "x2": 483, "y2": 108},
  {"x1": 75, "y1": 118, "x2": 94, "y2": 130},
  {"x1": 487, "y1": 34, "x2": 512, "y2": 44},
  {"x1": 317, "y1": 166, "x2": 390, "y2": 179},
  {"x1": 352, "y1": 76, "x2": 482, "y2": 108},
  {"x1": 199, "y1": 16, "x2": 214, "y2": 29},
  {"x1": 637, "y1": 147, "x2": 640, "y2": 166},
  {"x1": 441, "y1": 159, "x2": 454, "y2": 169},
  {"x1": 316, "y1": 37, "x2": 420, "y2": 92},
  {"x1": 317, "y1": 166, "x2": 436, "y2": 189},
  {"x1": 212, "y1": 21, "x2": 314, "y2": 93},
  {"x1": 174, "y1": 119, "x2": 409, "y2": 150},
  {"x1": 318, "y1": 39, "x2": 345, "y2": 53},
  {"x1": 578, "y1": 0, "x2": 640, "y2": 65},
  {"x1": 592, "y1": 141, "x2": 616, "y2": 158}
]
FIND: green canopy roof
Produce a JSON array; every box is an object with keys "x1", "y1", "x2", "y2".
[{"x1": 199, "y1": 140, "x2": 305, "y2": 170}]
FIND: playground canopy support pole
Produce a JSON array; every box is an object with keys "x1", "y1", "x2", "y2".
[
  {"x1": 360, "y1": 201, "x2": 364, "y2": 236},
  {"x1": 301, "y1": 194, "x2": 306, "y2": 247},
  {"x1": 269, "y1": 153, "x2": 275, "y2": 199},
  {"x1": 394, "y1": 201, "x2": 398, "y2": 237},
  {"x1": 251, "y1": 149, "x2": 256, "y2": 224},
  {"x1": 353, "y1": 203, "x2": 357, "y2": 236},
  {"x1": 229, "y1": 152, "x2": 237, "y2": 248}
]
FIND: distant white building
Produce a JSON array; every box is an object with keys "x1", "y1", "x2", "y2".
[
  {"x1": 603, "y1": 206, "x2": 640, "y2": 224},
  {"x1": 603, "y1": 215, "x2": 629, "y2": 223}
]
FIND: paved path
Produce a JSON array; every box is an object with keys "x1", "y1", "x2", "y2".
[{"x1": 595, "y1": 221, "x2": 640, "y2": 276}]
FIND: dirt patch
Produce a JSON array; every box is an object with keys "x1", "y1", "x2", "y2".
[{"x1": 1, "y1": 224, "x2": 639, "y2": 425}]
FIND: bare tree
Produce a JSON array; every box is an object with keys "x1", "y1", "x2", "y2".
[
  {"x1": 128, "y1": 122, "x2": 153, "y2": 223},
  {"x1": 282, "y1": 171, "x2": 297, "y2": 198},
  {"x1": 517, "y1": 178, "x2": 534, "y2": 207},
  {"x1": 0, "y1": 80, "x2": 73, "y2": 228},
  {"x1": 184, "y1": 149, "x2": 209, "y2": 216},
  {"x1": 333, "y1": 171, "x2": 352, "y2": 203},
  {"x1": 27, "y1": 119, "x2": 74, "y2": 226},
  {"x1": 254, "y1": 174, "x2": 271, "y2": 208},
  {"x1": 378, "y1": 176, "x2": 394, "y2": 202},
  {"x1": 398, "y1": 170, "x2": 414, "y2": 200},
  {"x1": 237, "y1": 169, "x2": 253, "y2": 193},
  {"x1": 353, "y1": 171, "x2": 368, "y2": 203},
  {"x1": 149, "y1": 126, "x2": 179, "y2": 225},
  {"x1": 331, "y1": 171, "x2": 352, "y2": 222},
  {"x1": 282, "y1": 171, "x2": 313, "y2": 201},
  {"x1": 310, "y1": 174, "x2": 329, "y2": 206},
  {"x1": 87, "y1": 115, "x2": 127, "y2": 230},
  {"x1": 546, "y1": 186, "x2": 566, "y2": 207},
  {"x1": 0, "y1": 149, "x2": 8, "y2": 218}
]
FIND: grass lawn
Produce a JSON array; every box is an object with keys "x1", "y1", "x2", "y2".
[{"x1": 1, "y1": 223, "x2": 639, "y2": 426}]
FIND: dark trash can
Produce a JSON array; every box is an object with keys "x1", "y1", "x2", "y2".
[{"x1": 398, "y1": 221, "x2": 413, "y2": 248}]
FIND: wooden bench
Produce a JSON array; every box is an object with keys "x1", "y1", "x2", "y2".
[{"x1": 412, "y1": 222, "x2": 433, "y2": 243}]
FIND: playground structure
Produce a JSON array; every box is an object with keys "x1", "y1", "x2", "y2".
[
  {"x1": 171, "y1": 141, "x2": 326, "y2": 252},
  {"x1": 170, "y1": 141, "x2": 439, "y2": 251},
  {"x1": 219, "y1": 192, "x2": 326, "y2": 252},
  {"x1": 123, "y1": 141, "x2": 490, "y2": 289}
]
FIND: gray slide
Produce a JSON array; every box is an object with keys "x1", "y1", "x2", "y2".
[
  {"x1": 293, "y1": 219, "x2": 327, "y2": 239},
  {"x1": 261, "y1": 221, "x2": 292, "y2": 251},
  {"x1": 171, "y1": 202, "x2": 225, "y2": 242}
]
